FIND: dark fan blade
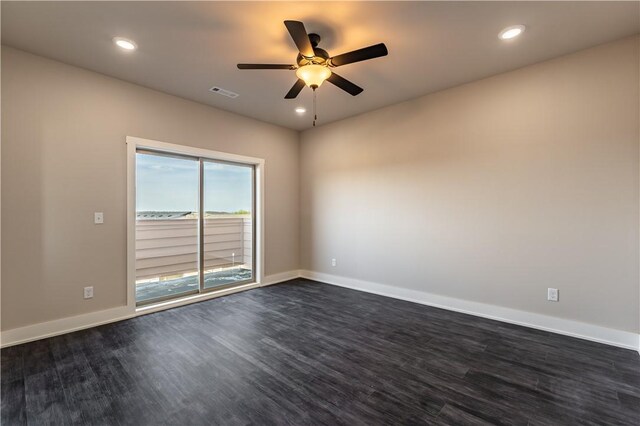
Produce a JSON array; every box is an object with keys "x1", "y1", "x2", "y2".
[
  {"x1": 329, "y1": 43, "x2": 388, "y2": 67},
  {"x1": 327, "y1": 72, "x2": 363, "y2": 96},
  {"x1": 285, "y1": 79, "x2": 306, "y2": 99},
  {"x1": 237, "y1": 64, "x2": 295, "y2": 70},
  {"x1": 284, "y1": 20, "x2": 314, "y2": 58}
]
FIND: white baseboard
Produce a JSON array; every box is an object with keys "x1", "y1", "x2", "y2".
[
  {"x1": 262, "y1": 270, "x2": 301, "y2": 286},
  {"x1": 0, "y1": 270, "x2": 300, "y2": 348},
  {"x1": 300, "y1": 270, "x2": 640, "y2": 352},
  {"x1": 0, "y1": 306, "x2": 136, "y2": 349},
  {"x1": 3, "y1": 269, "x2": 637, "y2": 353}
]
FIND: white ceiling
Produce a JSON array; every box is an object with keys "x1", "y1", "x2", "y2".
[{"x1": 2, "y1": 1, "x2": 639, "y2": 130}]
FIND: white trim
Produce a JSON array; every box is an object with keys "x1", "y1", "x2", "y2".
[
  {"x1": 126, "y1": 139, "x2": 137, "y2": 312},
  {"x1": 0, "y1": 306, "x2": 136, "y2": 348},
  {"x1": 300, "y1": 270, "x2": 640, "y2": 351},
  {"x1": 0, "y1": 271, "x2": 299, "y2": 348},
  {"x1": 261, "y1": 270, "x2": 300, "y2": 287},
  {"x1": 127, "y1": 136, "x2": 265, "y2": 167}
]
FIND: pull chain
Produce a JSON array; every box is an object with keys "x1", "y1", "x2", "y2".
[{"x1": 313, "y1": 88, "x2": 317, "y2": 127}]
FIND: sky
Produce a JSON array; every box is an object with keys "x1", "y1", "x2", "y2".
[{"x1": 136, "y1": 152, "x2": 252, "y2": 213}]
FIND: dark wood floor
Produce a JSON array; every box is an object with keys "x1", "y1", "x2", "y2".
[{"x1": 2, "y1": 279, "x2": 639, "y2": 425}]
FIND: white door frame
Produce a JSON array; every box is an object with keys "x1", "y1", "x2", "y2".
[{"x1": 126, "y1": 136, "x2": 265, "y2": 314}]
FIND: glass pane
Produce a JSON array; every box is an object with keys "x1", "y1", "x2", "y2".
[
  {"x1": 135, "y1": 152, "x2": 200, "y2": 304},
  {"x1": 203, "y1": 161, "x2": 254, "y2": 289}
]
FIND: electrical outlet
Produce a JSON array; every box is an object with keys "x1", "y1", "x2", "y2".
[
  {"x1": 547, "y1": 288, "x2": 559, "y2": 302},
  {"x1": 331, "y1": 258, "x2": 337, "y2": 267},
  {"x1": 84, "y1": 286, "x2": 94, "y2": 299},
  {"x1": 94, "y1": 212, "x2": 104, "y2": 224}
]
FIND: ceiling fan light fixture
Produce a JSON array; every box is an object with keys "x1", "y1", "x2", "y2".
[{"x1": 296, "y1": 64, "x2": 332, "y2": 89}]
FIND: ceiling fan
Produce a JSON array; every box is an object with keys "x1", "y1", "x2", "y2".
[{"x1": 237, "y1": 20, "x2": 388, "y2": 99}]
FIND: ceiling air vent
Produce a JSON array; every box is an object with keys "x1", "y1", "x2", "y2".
[{"x1": 209, "y1": 86, "x2": 239, "y2": 99}]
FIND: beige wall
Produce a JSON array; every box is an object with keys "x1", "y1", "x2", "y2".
[
  {"x1": 300, "y1": 36, "x2": 640, "y2": 333},
  {"x1": 3, "y1": 36, "x2": 639, "y2": 336},
  {"x1": 1, "y1": 47, "x2": 299, "y2": 330}
]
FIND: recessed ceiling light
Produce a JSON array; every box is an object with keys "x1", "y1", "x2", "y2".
[
  {"x1": 295, "y1": 107, "x2": 306, "y2": 114},
  {"x1": 113, "y1": 37, "x2": 137, "y2": 51},
  {"x1": 498, "y1": 25, "x2": 525, "y2": 40}
]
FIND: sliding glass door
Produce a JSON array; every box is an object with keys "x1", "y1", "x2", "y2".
[
  {"x1": 135, "y1": 150, "x2": 255, "y2": 305},
  {"x1": 202, "y1": 160, "x2": 254, "y2": 289},
  {"x1": 135, "y1": 152, "x2": 200, "y2": 304}
]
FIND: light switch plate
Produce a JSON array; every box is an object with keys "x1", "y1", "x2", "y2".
[
  {"x1": 84, "y1": 286, "x2": 94, "y2": 299},
  {"x1": 547, "y1": 288, "x2": 559, "y2": 302},
  {"x1": 94, "y1": 212, "x2": 104, "y2": 224}
]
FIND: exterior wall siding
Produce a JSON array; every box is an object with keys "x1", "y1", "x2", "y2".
[{"x1": 136, "y1": 216, "x2": 252, "y2": 280}]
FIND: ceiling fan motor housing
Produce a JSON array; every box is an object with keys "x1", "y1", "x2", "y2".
[{"x1": 297, "y1": 33, "x2": 330, "y2": 67}]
